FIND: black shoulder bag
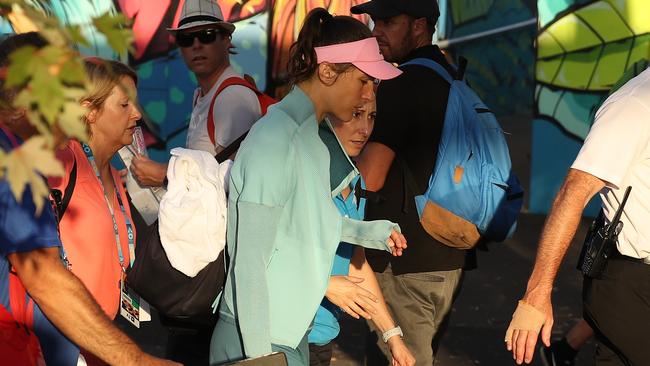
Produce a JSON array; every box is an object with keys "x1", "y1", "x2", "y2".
[{"x1": 126, "y1": 135, "x2": 247, "y2": 329}]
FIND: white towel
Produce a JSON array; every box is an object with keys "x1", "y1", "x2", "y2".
[{"x1": 158, "y1": 147, "x2": 232, "y2": 277}]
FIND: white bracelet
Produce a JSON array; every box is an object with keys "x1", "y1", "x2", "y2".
[{"x1": 382, "y1": 326, "x2": 403, "y2": 343}]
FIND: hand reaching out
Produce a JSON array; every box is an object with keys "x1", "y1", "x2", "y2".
[
  {"x1": 325, "y1": 276, "x2": 378, "y2": 320},
  {"x1": 387, "y1": 229, "x2": 407, "y2": 256},
  {"x1": 130, "y1": 155, "x2": 167, "y2": 187}
]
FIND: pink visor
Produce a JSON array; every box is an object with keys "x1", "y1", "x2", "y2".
[{"x1": 315, "y1": 37, "x2": 402, "y2": 80}]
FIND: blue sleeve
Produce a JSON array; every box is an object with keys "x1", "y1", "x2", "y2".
[{"x1": 0, "y1": 181, "x2": 61, "y2": 257}]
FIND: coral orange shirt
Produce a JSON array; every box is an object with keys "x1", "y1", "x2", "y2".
[{"x1": 48, "y1": 140, "x2": 136, "y2": 319}]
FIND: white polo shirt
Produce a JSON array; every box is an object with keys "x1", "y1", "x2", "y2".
[
  {"x1": 572, "y1": 67, "x2": 650, "y2": 263},
  {"x1": 186, "y1": 66, "x2": 262, "y2": 155}
]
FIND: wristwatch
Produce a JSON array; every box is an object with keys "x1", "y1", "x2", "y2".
[{"x1": 382, "y1": 326, "x2": 403, "y2": 343}]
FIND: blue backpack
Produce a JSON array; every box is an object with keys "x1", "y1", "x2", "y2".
[{"x1": 402, "y1": 58, "x2": 523, "y2": 249}]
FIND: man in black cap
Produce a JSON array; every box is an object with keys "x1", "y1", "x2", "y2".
[{"x1": 351, "y1": 1, "x2": 476, "y2": 364}]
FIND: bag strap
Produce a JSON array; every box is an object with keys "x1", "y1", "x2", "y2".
[
  {"x1": 401, "y1": 56, "x2": 468, "y2": 82},
  {"x1": 51, "y1": 155, "x2": 77, "y2": 222},
  {"x1": 207, "y1": 76, "x2": 265, "y2": 148},
  {"x1": 401, "y1": 58, "x2": 455, "y2": 83},
  {"x1": 214, "y1": 130, "x2": 248, "y2": 163}
]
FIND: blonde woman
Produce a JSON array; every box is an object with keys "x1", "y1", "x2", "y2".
[{"x1": 48, "y1": 58, "x2": 141, "y2": 324}]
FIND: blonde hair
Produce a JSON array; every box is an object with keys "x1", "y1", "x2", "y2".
[{"x1": 82, "y1": 57, "x2": 138, "y2": 114}]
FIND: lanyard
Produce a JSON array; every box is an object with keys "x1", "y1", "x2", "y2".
[{"x1": 81, "y1": 143, "x2": 135, "y2": 270}]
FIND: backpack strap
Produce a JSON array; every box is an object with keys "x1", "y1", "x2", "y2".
[
  {"x1": 206, "y1": 76, "x2": 265, "y2": 148},
  {"x1": 401, "y1": 58, "x2": 455, "y2": 84},
  {"x1": 214, "y1": 130, "x2": 248, "y2": 163}
]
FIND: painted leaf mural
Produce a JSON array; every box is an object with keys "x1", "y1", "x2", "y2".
[
  {"x1": 537, "y1": 0, "x2": 650, "y2": 92},
  {"x1": 449, "y1": 0, "x2": 494, "y2": 26},
  {"x1": 535, "y1": 85, "x2": 602, "y2": 138}
]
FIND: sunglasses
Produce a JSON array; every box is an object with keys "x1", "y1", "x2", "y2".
[{"x1": 175, "y1": 29, "x2": 220, "y2": 48}]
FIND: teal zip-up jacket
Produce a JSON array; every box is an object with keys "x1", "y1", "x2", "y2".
[{"x1": 220, "y1": 87, "x2": 400, "y2": 357}]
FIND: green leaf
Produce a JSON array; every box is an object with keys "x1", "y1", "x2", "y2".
[
  {"x1": 537, "y1": 0, "x2": 650, "y2": 91},
  {"x1": 536, "y1": 86, "x2": 603, "y2": 140},
  {"x1": 38, "y1": 28, "x2": 68, "y2": 48},
  {"x1": 31, "y1": 66, "x2": 65, "y2": 124},
  {"x1": 59, "y1": 58, "x2": 86, "y2": 85},
  {"x1": 0, "y1": 136, "x2": 63, "y2": 215},
  {"x1": 93, "y1": 12, "x2": 134, "y2": 56},
  {"x1": 39, "y1": 45, "x2": 66, "y2": 66},
  {"x1": 5, "y1": 45, "x2": 37, "y2": 88},
  {"x1": 13, "y1": 89, "x2": 34, "y2": 110},
  {"x1": 59, "y1": 100, "x2": 89, "y2": 141},
  {"x1": 66, "y1": 24, "x2": 90, "y2": 47}
]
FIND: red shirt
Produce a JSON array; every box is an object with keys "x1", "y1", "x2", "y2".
[{"x1": 48, "y1": 140, "x2": 136, "y2": 319}]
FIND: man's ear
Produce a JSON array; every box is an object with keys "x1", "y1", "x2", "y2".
[
  {"x1": 317, "y1": 63, "x2": 339, "y2": 86},
  {"x1": 412, "y1": 17, "x2": 429, "y2": 38}
]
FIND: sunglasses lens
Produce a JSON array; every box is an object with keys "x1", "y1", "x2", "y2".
[
  {"x1": 198, "y1": 30, "x2": 218, "y2": 44},
  {"x1": 176, "y1": 33, "x2": 194, "y2": 47},
  {"x1": 176, "y1": 30, "x2": 219, "y2": 48}
]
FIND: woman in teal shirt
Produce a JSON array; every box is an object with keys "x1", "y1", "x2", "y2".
[
  {"x1": 210, "y1": 8, "x2": 405, "y2": 366},
  {"x1": 309, "y1": 100, "x2": 414, "y2": 366}
]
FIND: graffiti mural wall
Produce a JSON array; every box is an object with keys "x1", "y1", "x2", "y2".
[
  {"x1": 4, "y1": 0, "x2": 649, "y2": 216},
  {"x1": 530, "y1": 0, "x2": 650, "y2": 213},
  {"x1": 1, "y1": 0, "x2": 367, "y2": 159},
  {"x1": 439, "y1": 0, "x2": 536, "y2": 116}
]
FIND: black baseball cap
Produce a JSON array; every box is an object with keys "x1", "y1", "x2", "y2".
[{"x1": 351, "y1": 0, "x2": 440, "y2": 21}]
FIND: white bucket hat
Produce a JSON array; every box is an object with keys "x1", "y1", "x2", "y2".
[{"x1": 167, "y1": 0, "x2": 235, "y2": 34}]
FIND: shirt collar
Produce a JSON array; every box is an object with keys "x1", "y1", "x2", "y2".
[
  {"x1": 319, "y1": 120, "x2": 359, "y2": 198},
  {"x1": 278, "y1": 86, "x2": 318, "y2": 126}
]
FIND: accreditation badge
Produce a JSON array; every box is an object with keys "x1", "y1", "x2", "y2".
[{"x1": 119, "y1": 280, "x2": 141, "y2": 328}]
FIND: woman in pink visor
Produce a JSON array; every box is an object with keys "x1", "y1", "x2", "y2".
[{"x1": 210, "y1": 7, "x2": 405, "y2": 366}]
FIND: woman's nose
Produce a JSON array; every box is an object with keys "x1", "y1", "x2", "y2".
[
  {"x1": 359, "y1": 120, "x2": 370, "y2": 136},
  {"x1": 132, "y1": 105, "x2": 142, "y2": 120}
]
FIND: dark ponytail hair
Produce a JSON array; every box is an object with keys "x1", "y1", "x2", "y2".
[{"x1": 287, "y1": 8, "x2": 372, "y2": 85}]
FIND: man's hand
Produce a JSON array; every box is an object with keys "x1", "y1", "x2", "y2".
[
  {"x1": 387, "y1": 336, "x2": 415, "y2": 366},
  {"x1": 504, "y1": 169, "x2": 604, "y2": 364},
  {"x1": 505, "y1": 291, "x2": 553, "y2": 364},
  {"x1": 130, "y1": 155, "x2": 167, "y2": 187},
  {"x1": 325, "y1": 276, "x2": 378, "y2": 320},
  {"x1": 387, "y1": 230, "x2": 407, "y2": 256}
]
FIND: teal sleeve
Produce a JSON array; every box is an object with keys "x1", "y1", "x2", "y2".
[
  {"x1": 340, "y1": 217, "x2": 400, "y2": 252},
  {"x1": 229, "y1": 125, "x2": 295, "y2": 357},
  {"x1": 233, "y1": 201, "x2": 283, "y2": 357}
]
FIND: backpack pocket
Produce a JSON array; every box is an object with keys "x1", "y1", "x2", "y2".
[{"x1": 419, "y1": 199, "x2": 481, "y2": 249}]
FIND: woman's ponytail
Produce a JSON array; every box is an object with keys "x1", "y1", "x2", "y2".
[{"x1": 287, "y1": 8, "x2": 332, "y2": 85}]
